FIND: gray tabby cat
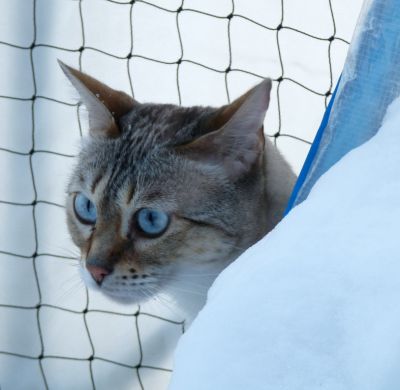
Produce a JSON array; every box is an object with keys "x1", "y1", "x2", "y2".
[{"x1": 60, "y1": 61, "x2": 296, "y2": 322}]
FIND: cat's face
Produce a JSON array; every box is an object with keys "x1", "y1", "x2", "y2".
[{"x1": 61, "y1": 62, "x2": 272, "y2": 304}]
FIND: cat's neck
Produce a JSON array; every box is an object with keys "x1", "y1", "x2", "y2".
[{"x1": 163, "y1": 262, "x2": 230, "y2": 326}]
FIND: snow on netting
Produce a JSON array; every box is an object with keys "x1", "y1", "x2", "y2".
[{"x1": 0, "y1": 0, "x2": 362, "y2": 389}]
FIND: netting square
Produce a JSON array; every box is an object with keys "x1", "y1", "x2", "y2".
[
  {"x1": 0, "y1": 355, "x2": 43, "y2": 389},
  {"x1": 230, "y1": 17, "x2": 281, "y2": 79},
  {"x1": 35, "y1": 203, "x2": 72, "y2": 256},
  {"x1": 0, "y1": 0, "x2": 34, "y2": 47},
  {"x1": 0, "y1": 99, "x2": 32, "y2": 153},
  {"x1": 283, "y1": 0, "x2": 335, "y2": 38},
  {"x1": 130, "y1": 59, "x2": 179, "y2": 104},
  {"x1": 132, "y1": 2, "x2": 181, "y2": 63},
  {"x1": 0, "y1": 255, "x2": 39, "y2": 306},
  {"x1": 0, "y1": 307, "x2": 41, "y2": 356},
  {"x1": 82, "y1": 0, "x2": 131, "y2": 58},
  {"x1": 32, "y1": 152, "x2": 74, "y2": 205},
  {"x1": 92, "y1": 359, "x2": 142, "y2": 390},
  {"x1": 40, "y1": 306, "x2": 92, "y2": 358},
  {"x1": 33, "y1": 47, "x2": 78, "y2": 102},
  {"x1": 279, "y1": 28, "x2": 331, "y2": 93},
  {"x1": 180, "y1": 11, "x2": 230, "y2": 71},
  {"x1": 37, "y1": 255, "x2": 86, "y2": 311},
  {"x1": 0, "y1": 203, "x2": 35, "y2": 257},
  {"x1": 86, "y1": 311, "x2": 141, "y2": 365},
  {"x1": 34, "y1": 100, "x2": 81, "y2": 155},
  {"x1": 0, "y1": 45, "x2": 33, "y2": 98},
  {"x1": 42, "y1": 359, "x2": 93, "y2": 390},
  {"x1": 0, "y1": 152, "x2": 34, "y2": 203},
  {"x1": 179, "y1": 62, "x2": 227, "y2": 106},
  {"x1": 36, "y1": 0, "x2": 82, "y2": 50}
]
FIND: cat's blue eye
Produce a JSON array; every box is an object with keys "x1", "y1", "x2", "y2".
[
  {"x1": 74, "y1": 193, "x2": 97, "y2": 225},
  {"x1": 135, "y1": 208, "x2": 169, "y2": 238}
]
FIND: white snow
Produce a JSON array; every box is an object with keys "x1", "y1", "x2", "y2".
[{"x1": 169, "y1": 96, "x2": 400, "y2": 390}]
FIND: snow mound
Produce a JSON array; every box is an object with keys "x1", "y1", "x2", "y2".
[{"x1": 169, "y1": 96, "x2": 400, "y2": 390}]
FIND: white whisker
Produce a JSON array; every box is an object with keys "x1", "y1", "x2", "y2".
[
  {"x1": 163, "y1": 284, "x2": 206, "y2": 297},
  {"x1": 44, "y1": 244, "x2": 81, "y2": 260},
  {"x1": 145, "y1": 285, "x2": 183, "y2": 319},
  {"x1": 157, "y1": 275, "x2": 211, "y2": 290}
]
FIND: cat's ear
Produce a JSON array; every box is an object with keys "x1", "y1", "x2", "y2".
[
  {"x1": 179, "y1": 79, "x2": 272, "y2": 178},
  {"x1": 58, "y1": 60, "x2": 136, "y2": 138}
]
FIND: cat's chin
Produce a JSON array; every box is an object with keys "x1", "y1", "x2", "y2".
[{"x1": 100, "y1": 287, "x2": 152, "y2": 305}]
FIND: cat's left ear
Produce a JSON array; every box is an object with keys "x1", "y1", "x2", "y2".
[
  {"x1": 178, "y1": 79, "x2": 272, "y2": 178},
  {"x1": 58, "y1": 60, "x2": 136, "y2": 138}
]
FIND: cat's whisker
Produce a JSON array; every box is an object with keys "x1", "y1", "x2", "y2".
[
  {"x1": 45, "y1": 260, "x2": 80, "y2": 270},
  {"x1": 67, "y1": 263, "x2": 81, "y2": 268},
  {"x1": 144, "y1": 285, "x2": 183, "y2": 319},
  {"x1": 163, "y1": 284, "x2": 206, "y2": 297},
  {"x1": 140, "y1": 285, "x2": 167, "y2": 310},
  {"x1": 156, "y1": 275, "x2": 211, "y2": 290},
  {"x1": 162, "y1": 271, "x2": 220, "y2": 278},
  {"x1": 139, "y1": 287, "x2": 154, "y2": 304},
  {"x1": 54, "y1": 269, "x2": 84, "y2": 296},
  {"x1": 56, "y1": 259, "x2": 81, "y2": 268},
  {"x1": 142, "y1": 284, "x2": 162, "y2": 300},
  {"x1": 46, "y1": 244, "x2": 81, "y2": 259}
]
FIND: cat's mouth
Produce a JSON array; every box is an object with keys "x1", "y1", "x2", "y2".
[
  {"x1": 101, "y1": 276, "x2": 164, "y2": 304},
  {"x1": 80, "y1": 264, "x2": 165, "y2": 304}
]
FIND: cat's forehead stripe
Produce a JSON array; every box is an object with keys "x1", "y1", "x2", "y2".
[
  {"x1": 86, "y1": 104, "x2": 217, "y2": 198},
  {"x1": 126, "y1": 184, "x2": 135, "y2": 204},
  {"x1": 91, "y1": 172, "x2": 103, "y2": 194}
]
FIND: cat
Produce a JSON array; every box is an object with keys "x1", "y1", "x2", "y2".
[{"x1": 60, "y1": 60, "x2": 296, "y2": 323}]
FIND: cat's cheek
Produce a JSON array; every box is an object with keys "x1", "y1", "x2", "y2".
[{"x1": 66, "y1": 207, "x2": 92, "y2": 245}]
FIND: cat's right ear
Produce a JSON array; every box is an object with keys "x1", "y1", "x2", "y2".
[
  {"x1": 177, "y1": 79, "x2": 272, "y2": 179},
  {"x1": 58, "y1": 60, "x2": 136, "y2": 138}
]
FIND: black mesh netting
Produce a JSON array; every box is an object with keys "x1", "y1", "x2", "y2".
[{"x1": 0, "y1": 0, "x2": 357, "y2": 388}]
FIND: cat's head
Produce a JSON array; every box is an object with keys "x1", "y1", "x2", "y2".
[{"x1": 60, "y1": 61, "x2": 272, "y2": 305}]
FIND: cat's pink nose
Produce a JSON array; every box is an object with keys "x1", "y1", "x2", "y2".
[{"x1": 86, "y1": 264, "x2": 110, "y2": 285}]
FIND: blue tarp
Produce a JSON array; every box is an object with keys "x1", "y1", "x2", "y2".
[{"x1": 285, "y1": 0, "x2": 400, "y2": 213}]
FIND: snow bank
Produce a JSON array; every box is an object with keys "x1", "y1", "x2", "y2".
[{"x1": 169, "y1": 96, "x2": 400, "y2": 390}]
